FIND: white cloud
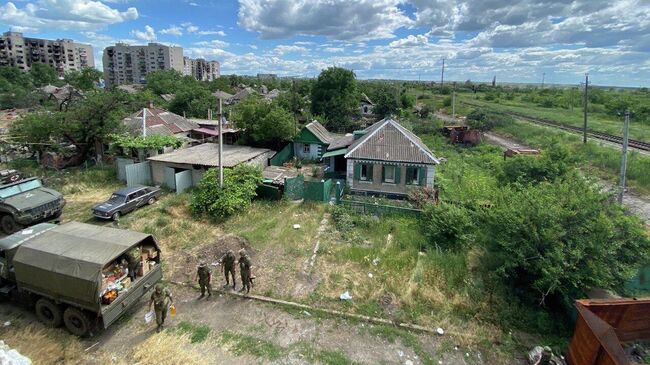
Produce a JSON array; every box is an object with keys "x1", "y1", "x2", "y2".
[
  {"x1": 194, "y1": 39, "x2": 230, "y2": 48},
  {"x1": 250, "y1": 44, "x2": 258, "y2": 50},
  {"x1": 388, "y1": 34, "x2": 429, "y2": 47},
  {"x1": 273, "y1": 44, "x2": 309, "y2": 55},
  {"x1": 131, "y1": 25, "x2": 156, "y2": 42},
  {"x1": 198, "y1": 30, "x2": 226, "y2": 36},
  {"x1": 324, "y1": 47, "x2": 344, "y2": 53},
  {"x1": 186, "y1": 25, "x2": 199, "y2": 33},
  {"x1": 160, "y1": 25, "x2": 183, "y2": 37},
  {"x1": 189, "y1": 2, "x2": 198, "y2": 6},
  {"x1": 0, "y1": 0, "x2": 138, "y2": 32},
  {"x1": 238, "y1": 0, "x2": 413, "y2": 41}
]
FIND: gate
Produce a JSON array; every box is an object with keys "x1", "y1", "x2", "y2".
[
  {"x1": 284, "y1": 175, "x2": 304, "y2": 201},
  {"x1": 164, "y1": 167, "x2": 176, "y2": 190},
  {"x1": 125, "y1": 161, "x2": 152, "y2": 187},
  {"x1": 303, "y1": 179, "x2": 333, "y2": 202},
  {"x1": 116, "y1": 158, "x2": 134, "y2": 181},
  {"x1": 175, "y1": 170, "x2": 193, "y2": 193}
]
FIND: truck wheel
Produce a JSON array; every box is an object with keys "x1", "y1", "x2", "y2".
[
  {"x1": 63, "y1": 307, "x2": 91, "y2": 337},
  {"x1": 111, "y1": 212, "x2": 121, "y2": 221},
  {"x1": 0, "y1": 215, "x2": 19, "y2": 235},
  {"x1": 35, "y1": 298, "x2": 63, "y2": 327},
  {"x1": 147, "y1": 197, "x2": 156, "y2": 205}
]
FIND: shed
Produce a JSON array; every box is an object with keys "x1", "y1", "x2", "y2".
[
  {"x1": 293, "y1": 120, "x2": 334, "y2": 160},
  {"x1": 147, "y1": 143, "x2": 275, "y2": 192}
]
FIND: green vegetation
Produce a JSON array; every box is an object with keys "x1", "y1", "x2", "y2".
[
  {"x1": 231, "y1": 95, "x2": 297, "y2": 149},
  {"x1": 110, "y1": 134, "x2": 183, "y2": 155},
  {"x1": 177, "y1": 321, "x2": 211, "y2": 343},
  {"x1": 191, "y1": 165, "x2": 262, "y2": 219},
  {"x1": 466, "y1": 108, "x2": 514, "y2": 131},
  {"x1": 310, "y1": 67, "x2": 359, "y2": 132}
]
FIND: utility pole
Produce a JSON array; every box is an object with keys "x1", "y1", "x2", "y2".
[
  {"x1": 218, "y1": 98, "x2": 224, "y2": 188},
  {"x1": 452, "y1": 82, "x2": 456, "y2": 121},
  {"x1": 440, "y1": 58, "x2": 445, "y2": 93},
  {"x1": 541, "y1": 72, "x2": 545, "y2": 88},
  {"x1": 142, "y1": 108, "x2": 147, "y2": 137},
  {"x1": 618, "y1": 110, "x2": 631, "y2": 204},
  {"x1": 582, "y1": 73, "x2": 589, "y2": 144}
]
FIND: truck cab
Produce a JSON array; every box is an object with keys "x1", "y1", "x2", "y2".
[{"x1": 0, "y1": 177, "x2": 65, "y2": 234}]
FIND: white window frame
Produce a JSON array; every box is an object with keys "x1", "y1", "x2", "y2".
[{"x1": 384, "y1": 165, "x2": 395, "y2": 183}]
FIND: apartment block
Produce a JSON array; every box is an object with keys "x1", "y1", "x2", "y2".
[
  {"x1": 103, "y1": 43, "x2": 184, "y2": 87},
  {"x1": 183, "y1": 56, "x2": 220, "y2": 81},
  {"x1": 0, "y1": 31, "x2": 94, "y2": 77}
]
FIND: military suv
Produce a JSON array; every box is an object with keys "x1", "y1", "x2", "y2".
[{"x1": 0, "y1": 177, "x2": 65, "y2": 234}]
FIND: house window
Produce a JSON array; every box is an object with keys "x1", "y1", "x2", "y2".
[
  {"x1": 407, "y1": 167, "x2": 419, "y2": 185},
  {"x1": 383, "y1": 165, "x2": 395, "y2": 183},
  {"x1": 303, "y1": 144, "x2": 310, "y2": 154},
  {"x1": 360, "y1": 164, "x2": 369, "y2": 181}
]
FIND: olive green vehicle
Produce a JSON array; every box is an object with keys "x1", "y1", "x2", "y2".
[
  {"x1": 0, "y1": 177, "x2": 65, "y2": 234},
  {"x1": 0, "y1": 222, "x2": 162, "y2": 336}
]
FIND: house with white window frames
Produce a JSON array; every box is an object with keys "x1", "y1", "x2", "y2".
[{"x1": 344, "y1": 118, "x2": 439, "y2": 197}]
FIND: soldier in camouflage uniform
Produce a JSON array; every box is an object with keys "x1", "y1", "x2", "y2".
[
  {"x1": 148, "y1": 284, "x2": 173, "y2": 333},
  {"x1": 238, "y1": 249, "x2": 252, "y2": 294},
  {"x1": 221, "y1": 250, "x2": 237, "y2": 289},
  {"x1": 195, "y1": 262, "x2": 212, "y2": 299}
]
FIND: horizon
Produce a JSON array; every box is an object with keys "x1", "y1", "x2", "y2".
[{"x1": 0, "y1": 0, "x2": 648, "y2": 88}]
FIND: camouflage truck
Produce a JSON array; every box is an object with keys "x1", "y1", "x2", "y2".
[
  {"x1": 0, "y1": 177, "x2": 65, "y2": 234},
  {"x1": 0, "y1": 222, "x2": 163, "y2": 336}
]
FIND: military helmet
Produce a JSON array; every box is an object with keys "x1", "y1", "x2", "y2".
[
  {"x1": 154, "y1": 283, "x2": 163, "y2": 292},
  {"x1": 238, "y1": 248, "x2": 247, "y2": 257},
  {"x1": 199, "y1": 262, "x2": 206, "y2": 267},
  {"x1": 227, "y1": 249, "x2": 234, "y2": 255}
]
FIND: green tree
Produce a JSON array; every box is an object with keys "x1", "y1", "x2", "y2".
[
  {"x1": 191, "y1": 165, "x2": 262, "y2": 219},
  {"x1": 499, "y1": 145, "x2": 572, "y2": 186},
  {"x1": 421, "y1": 203, "x2": 474, "y2": 250},
  {"x1": 144, "y1": 70, "x2": 186, "y2": 95},
  {"x1": 466, "y1": 109, "x2": 513, "y2": 131},
  {"x1": 372, "y1": 84, "x2": 400, "y2": 118},
  {"x1": 310, "y1": 67, "x2": 359, "y2": 132},
  {"x1": 232, "y1": 96, "x2": 296, "y2": 149},
  {"x1": 64, "y1": 68, "x2": 103, "y2": 90},
  {"x1": 168, "y1": 86, "x2": 216, "y2": 118},
  {"x1": 30, "y1": 63, "x2": 59, "y2": 87},
  {"x1": 478, "y1": 176, "x2": 650, "y2": 305}
]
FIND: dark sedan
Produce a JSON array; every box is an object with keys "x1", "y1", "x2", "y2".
[{"x1": 92, "y1": 185, "x2": 161, "y2": 220}]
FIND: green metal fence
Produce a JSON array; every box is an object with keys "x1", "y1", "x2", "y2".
[
  {"x1": 256, "y1": 184, "x2": 282, "y2": 200},
  {"x1": 339, "y1": 199, "x2": 423, "y2": 217},
  {"x1": 270, "y1": 143, "x2": 294, "y2": 166},
  {"x1": 304, "y1": 179, "x2": 333, "y2": 202},
  {"x1": 284, "y1": 174, "x2": 304, "y2": 201}
]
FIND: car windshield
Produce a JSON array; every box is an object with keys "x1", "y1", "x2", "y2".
[
  {"x1": 108, "y1": 194, "x2": 126, "y2": 203},
  {"x1": 0, "y1": 179, "x2": 43, "y2": 199}
]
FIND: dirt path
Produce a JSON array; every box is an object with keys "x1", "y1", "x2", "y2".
[
  {"x1": 1, "y1": 285, "x2": 488, "y2": 365},
  {"x1": 293, "y1": 213, "x2": 329, "y2": 297},
  {"x1": 484, "y1": 130, "x2": 650, "y2": 223}
]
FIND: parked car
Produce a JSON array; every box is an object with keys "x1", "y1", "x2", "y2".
[
  {"x1": 0, "y1": 177, "x2": 65, "y2": 234},
  {"x1": 92, "y1": 186, "x2": 161, "y2": 221}
]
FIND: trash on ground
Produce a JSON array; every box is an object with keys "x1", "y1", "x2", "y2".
[
  {"x1": 372, "y1": 258, "x2": 380, "y2": 266},
  {"x1": 293, "y1": 224, "x2": 301, "y2": 229},
  {"x1": 436, "y1": 327, "x2": 444, "y2": 335},
  {"x1": 303, "y1": 310, "x2": 311, "y2": 316},
  {"x1": 2, "y1": 321, "x2": 9, "y2": 327},
  {"x1": 340, "y1": 291, "x2": 352, "y2": 300},
  {"x1": 368, "y1": 273, "x2": 373, "y2": 278},
  {"x1": 0, "y1": 340, "x2": 31, "y2": 365}
]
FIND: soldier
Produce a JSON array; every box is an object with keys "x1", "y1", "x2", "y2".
[
  {"x1": 195, "y1": 262, "x2": 212, "y2": 299},
  {"x1": 148, "y1": 284, "x2": 173, "y2": 333},
  {"x1": 221, "y1": 250, "x2": 237, "y2": 289},
  {"x1": 238, "y1": 249, "x2": 253, "y2": 294}
]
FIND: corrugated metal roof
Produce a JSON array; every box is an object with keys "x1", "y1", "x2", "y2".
[
  {"x1": 345, "y1": 118, "x2": 440, "y2": 164},
  {"x1": 123, "y1": 107, "x2": 199, "y2": 137},
  {"x1": 305, "y1": 120, "x2": 334, "y2": 144},
  {"x1": 327, "y1": 134, "x2": 354, "y2": 150},
  {"x1": 212, "y1": 90, "x2": 234, "y2": 100},
  {"x1": 147, "y1": 143, "x2": 274, "y2": 167}
]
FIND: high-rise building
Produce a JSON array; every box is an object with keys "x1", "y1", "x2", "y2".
[
  {"x1": 103, "y1": 43, "x2": 184, "y2": 87},
  {"x1": 183, "y1": 56, "x2": 220, "y2": 81},
  {"x1": 0, "y1": 31, "x2": 94, "y2": 77}
]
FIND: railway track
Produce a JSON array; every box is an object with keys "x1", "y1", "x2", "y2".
[{"x1": 460, "y1": 100, "x2": 650, "y2": 152}]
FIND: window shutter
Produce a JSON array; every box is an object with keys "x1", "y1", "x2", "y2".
[
  {"x1": 394, "y1": 166, "x2": 401, "y2": 184},
  {"x1": 381, "y1": 165, "x2": 386, "y2": 182},
  {"x1": 367, "y1": 164, "x2": 373, "y2": 181},
  {"x1": 419, "y1": 167, "x2": 427, "y2": 186},
  {"x1": 354, "y1": 163, "x2": 360, "y2": 180}
]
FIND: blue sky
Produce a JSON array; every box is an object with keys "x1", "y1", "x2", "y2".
[{"x1": 1, "y1": 0, "x2": 649, "y2": 87}]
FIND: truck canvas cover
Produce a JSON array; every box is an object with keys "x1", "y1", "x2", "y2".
[{"x1": 12, "y1": 222, "x2": 159, "y2": 311}]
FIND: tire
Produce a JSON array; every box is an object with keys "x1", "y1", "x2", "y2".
[
  {"x1": 147, "y1": 197, "x2": 156, "y2": 205},
  {"x1": 111, "y1": 212, "x2": 121, "y2": 221},
  {"x1": 0, "y1": 215, "x2": 19, "y2": 235},
  {"x1": 63, "y1": 307, "x2": 92, "y2": 337},
  {"x1": 35, "y1": 298, "x2": 63, "y2": 327}
]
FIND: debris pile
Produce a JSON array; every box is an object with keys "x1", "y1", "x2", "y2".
[{"x1": 0, "y1": 340, "x2": 31, "y2": 365}]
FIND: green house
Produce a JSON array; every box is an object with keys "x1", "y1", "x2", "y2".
[{"x1": 293, "y1": 120, "x2": 334, "y2": 160}]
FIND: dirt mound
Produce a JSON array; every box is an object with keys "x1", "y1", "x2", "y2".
[{"x1": 168, "y1": 234, "x2": 255, "y2": 284}]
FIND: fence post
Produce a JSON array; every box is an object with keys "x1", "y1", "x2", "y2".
[{"x1": 335, "y1": 181, "x2": 342, "y2": 204}]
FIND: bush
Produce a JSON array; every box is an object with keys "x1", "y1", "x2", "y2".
[
  {"x1": 191, "y1": 165, "x2": 262, "y2": 219},
  {"x1": 420, "y1": 203, "x2": 474, "y2": 250},
  {"x1": 331, "y1": 205, "x2": 361, "y2": 242},
  {"x1": 466, "y1": 109, "x2": 513, "y2": 131},
  {"x1": 498, "y1": 145, "x2": 572, "y2": 186}
]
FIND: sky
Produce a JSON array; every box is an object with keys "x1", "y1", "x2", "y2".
[{"x1": 0, "y1": 0, "x2": 649, "y2": 87}]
